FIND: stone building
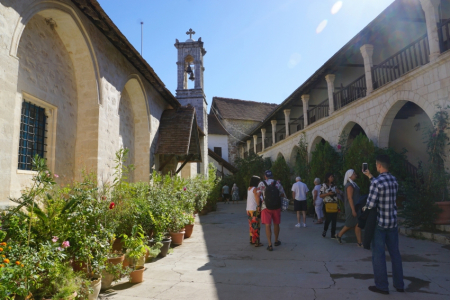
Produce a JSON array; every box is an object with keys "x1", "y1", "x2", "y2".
[
  {"x1": 0, "y1": 0, "x2": 206, "y2": 206},
  {"x1": 210, "y1": 97, "x2": 277, "y2": 165},
  {"x1": 240, "y1": 0, "x2": 450, "y2": 174}
]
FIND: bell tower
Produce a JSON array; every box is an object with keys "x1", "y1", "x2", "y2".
[{"x1": 175, "y1": 29, "x2": 208, "y2": 175}]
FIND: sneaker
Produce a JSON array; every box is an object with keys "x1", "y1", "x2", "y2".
[
  {"x1": 302, "y1": 223, "x2": 307, "y2": 228},
  {"x1": 331, "y1": 235, "x2": 337, "y2": 239},
  {"x1": 337, "y1": 235, "x2": 343, "y2": 244},
  {"x1": 322, "y1": 231, "x2": 326, "y2": 238},
  {"x1": 295, "y1": 223, "x2": 301, "y2": 228}
]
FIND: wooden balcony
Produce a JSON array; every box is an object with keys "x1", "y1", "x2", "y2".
[
  {"x1": 333, "y1": 75, "x2": 367, "y2": 111},
  {"x1": 372, "y1": 34, "x2": 430, "y2": 90}
]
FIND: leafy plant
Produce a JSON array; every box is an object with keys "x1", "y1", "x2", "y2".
[
  {"x1": 294, "y1": 133, "x2": 309, "y2": 181},
  {"x1": 122, "y1": 225, "x2": 149, "y2": 269},
  {"x1": 271, "y1": 155, "x2": 292, "y2": 189}
]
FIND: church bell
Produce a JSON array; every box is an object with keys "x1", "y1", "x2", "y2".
[
  {"x1": 189, "y1": 72, "x2": 195, "y2": 81},
  {"x1": 186, "y1": 64, "x2": 193, "y2": 74}
]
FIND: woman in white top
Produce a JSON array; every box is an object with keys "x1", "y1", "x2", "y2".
[
  {"x1": 247, "y1": 176, "x2": 263, "y2": 247},
  {"x1": 313, "y1": 178, "x2": 324, "y2": 224}
]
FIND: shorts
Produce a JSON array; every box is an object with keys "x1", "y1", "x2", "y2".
[
  {"x1": 223, "y1": 193, "x2": 230, "y2": 200},
  {"x1": 261, "y1": 208, "x2": 281, "y2": 225},
  {"x1": 294, "y1": 200, "x2": 307, "y2": 211}
]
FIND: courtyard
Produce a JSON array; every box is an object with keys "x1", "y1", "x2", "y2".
[{"x1": 102, "y1": 203, "x2": 450, "y2": 300}]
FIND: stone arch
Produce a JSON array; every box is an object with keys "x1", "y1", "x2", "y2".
[
  {"x1": 308, "y1": 134, "x2": 326, "y2": 161},
  {"x1": 119, "y1": 75, "x2": 151, "y2": 182},
  {"x1": 12, "y1": 1, "x2": 100, "y2": 181},
  {"x1": 339, "y1": 121, "x2": 368, "y2": 148},
  {"x1": 377, "y1": 91, "x2": 433, "y2": 148},
  {"x1": 276, "y1": 152, "x2": 284, "y2": 160},
  {"x1": 289, "y1": 145, "x2": 300, "y2": 166}
]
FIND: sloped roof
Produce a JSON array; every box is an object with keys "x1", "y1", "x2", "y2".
[
  {"x1": 208, "y1": 114, "x2": 228, "y2": 135},
  {"x1": 208, "y1": 149, "x2": 237, "y2": 173},
  {"x1": 70, "y1": 0, "x2": 179, "y2": 108},
  {"x1": 212, "y1": 97, "x2": 278, "y2": 122},
  {"x1": 155, "y1": 106, "x2": 201, "y2": 162}
]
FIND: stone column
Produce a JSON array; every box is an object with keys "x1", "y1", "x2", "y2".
[
  {"x1": 283, "y1": 109, "x2": 291, "y2": 137},
  {"x1": 253, "y1": 135, "x2": 258, "y2": 153},
  {"x1": 271, "y1": 120, "x2": 277, "y2": 144},
  {"x1": 325, "y1": 74, "x2": 336, "y2": 114},
  {"x1": 261, "y1": 128, "x2": 266, "y2": 150},
  {"x1": 240, "y1": 146, "x2": 245, "y2": 158},
  {"x1": 301, "y1": 95, "x2": 310, "y2": 128},
  {"x1": 247, "y1": 140, "x2": 251, "y2": 152},
  {"x1": 360, "y1": 44, "x2": 374, "y2": 94},
  {"x1": 420, "y1": 0, "x2": 441, "y2": 61}
]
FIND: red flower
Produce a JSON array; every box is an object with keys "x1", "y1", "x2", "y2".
[
  {"x1": 109, "y1": 202, "x2": 115, "y2": 210},
  {"x1": 337, "y1": 144, "x2": 342, "y2": 150}
]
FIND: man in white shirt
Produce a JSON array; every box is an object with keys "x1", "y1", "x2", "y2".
[{"x1": 292, "y1": 177, "x2": 309, "y2": 227}]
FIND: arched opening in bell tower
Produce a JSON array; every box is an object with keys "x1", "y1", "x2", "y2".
[{"x1": 184, "y1": 55, "x2": 195, "y2": 89}]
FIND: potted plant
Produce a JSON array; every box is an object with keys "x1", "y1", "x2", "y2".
[
  {"x1": 184, "y1": 214, "x2": 195, "y2": 239},
  {"x1": 122, "y1": 225, "x2": 149, "y2": 283},
  {"x1": 167, "y1": 206, "x2": 187, "y2": 246}
]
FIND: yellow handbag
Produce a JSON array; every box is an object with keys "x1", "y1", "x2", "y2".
[{"x1": 325, "y1": 202, "x2": 338, "y2": 213}]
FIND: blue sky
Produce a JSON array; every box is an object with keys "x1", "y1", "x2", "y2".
[{"x1": 98, "y1": 0, "x2": 395, "y2": 107}]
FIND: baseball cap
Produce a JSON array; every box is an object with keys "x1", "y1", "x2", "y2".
[{"x1": 265, "y1": 170, "x2": 273, "y2": 178}]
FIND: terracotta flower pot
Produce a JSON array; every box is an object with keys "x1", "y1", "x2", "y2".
[
  {"x1": 71, "y1": 260, "x2": 87, "y2": 273},
  {"x1": 158, "y1": 238, "x2": 171, "y2": 258},
  {"x1": 169, "y1": 231, "x2": 184, "y2": 245},
  {"x1": 88, "y1": 276, "x2": 102, "y2": 300},
  {"x1": 101, "y1": 271, "x2": 115, "y2": 290},
  {"x1": 107, "y1": 254, "x2": 124, "y2": 265},
  {"x1": 130, "y1": 266, "x2": 145, "y2": 283},
  {"x1": 184, "y1": 224, "x2": 194, "y2": 238},
  {"x1": 122, "y1": 256, "x2": 130, "y2": 269},
  {"x1": 434, "y1": 202, "x2": 450, "y2": 225},
  {"x1": 135, "y1": 256, "x2": 145, "y2": 268}
]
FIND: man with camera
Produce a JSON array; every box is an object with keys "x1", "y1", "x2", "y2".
[{"x1": 363, "y1": 154, "x2": 404, "y2": 295}]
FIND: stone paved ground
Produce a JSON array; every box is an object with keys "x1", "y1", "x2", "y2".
[{"x1": 101, "y1": 202, "x2": 450, "y2": 300}]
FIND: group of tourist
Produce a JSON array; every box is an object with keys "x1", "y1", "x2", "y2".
[
  {"x1": 222, "y1": 183, "x2": 240, "y2": 204},
  {"x1": 242, "y1": 154, "x2": 404, "y2": 295}
]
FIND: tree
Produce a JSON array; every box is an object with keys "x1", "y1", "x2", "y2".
[
  {"x1": 234, "y1": 153, "x2": 265, "y2": 199},
  {"x1": 271, "y1": 155, "x2": 292, "y2": 190}
]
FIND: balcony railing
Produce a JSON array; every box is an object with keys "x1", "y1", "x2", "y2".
[
  {"x1": 291, "y1": 115, "x2": 304, "y2": 134},
  {"x1": 439, "y1": 19, "x2": 450, "y2": 53},
  {"x1": 334, "y1": 75, "x2": 367, "y2": 111},
  {"x1": 372, "y1": 34, "x2": 430, "y2": 90},
  {"x1": 308, "y1": 99, "x2": 329, "y2": 125},
  {"x1": 265, "y1": 137, "x2": 272, "y2": 148},
  {"x1": 404, "y1": 160, "x2": 418, "y2": 179},
  {"x1": 256, "y1": 142, "x2": 262, "y2": 153}
]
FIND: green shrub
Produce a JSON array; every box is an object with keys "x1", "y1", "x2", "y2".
[
  {"x1": 234, "y1": 153, "x2": 265, "y2": 199},
  {"x1": 309, "y1": 141, "x2": 342, "y2": 189},
  {"x1": 271, "y1": 155, "x2": 292, "y2": 189},
  {"x1": 294, "y1": 133, "x2": 309, "y2": 181}
]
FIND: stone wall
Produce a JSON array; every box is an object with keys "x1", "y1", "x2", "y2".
[
  {"x1": 222, "y1": 119, "x2": 260, "y2": 165},
  {"x1": 0, "y1": 0, "x2": 172, "y2": 204},
  {"x1": 119, "y1": 88, "x2": 135, "y2": 182}
]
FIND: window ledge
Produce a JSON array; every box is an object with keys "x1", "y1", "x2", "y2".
[{"x1": 16, "y1": 169, "x2": 38, "y2": 175}]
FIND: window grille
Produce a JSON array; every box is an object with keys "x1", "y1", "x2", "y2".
[{"x1": 18, "y1": 101, "x2": 47, "y2": 170}]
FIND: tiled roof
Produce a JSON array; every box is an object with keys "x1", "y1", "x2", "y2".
[
  {"x1": 212, "y1": 97, "x2": 278, "y2": 122},
  {"x1": 208, "y1": 114, "x2": 228, "y2": 135},
  {"x1": 208, "y1": 149, "x2": 237, "y2": 173},
  {"x1": 155, "y1": 106, "x2": 201, "y2": 162}
]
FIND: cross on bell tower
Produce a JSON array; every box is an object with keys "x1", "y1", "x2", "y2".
[
  {"x1": 186, "y1": 28, "x2": 195, "y2": 39},
  {"x1": 174, "y1": 30, "x2": 208, "y2": 175}
]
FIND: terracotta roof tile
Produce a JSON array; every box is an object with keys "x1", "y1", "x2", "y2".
[
  {"x1": 208, "y1": 114, "x2": 228, "y2": 135},
  {"x1": 212, "y1": 97, "x2": 278, "y2": 122},
  {"x1": 156, "y1": 106, "x2": 201, "y2": 161}
]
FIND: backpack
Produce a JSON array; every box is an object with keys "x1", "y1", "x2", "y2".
[{"x1": 263, "y1": 180, "x2": 282, "y2": 210}]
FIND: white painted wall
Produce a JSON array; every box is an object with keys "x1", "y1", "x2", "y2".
[{"x1": 208, "y1": 134, "x2": 229, "y2": 162}]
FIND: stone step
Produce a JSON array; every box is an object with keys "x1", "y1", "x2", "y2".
[{"x1": 398, "y1": 227, "x2": 450, "y2": 245}]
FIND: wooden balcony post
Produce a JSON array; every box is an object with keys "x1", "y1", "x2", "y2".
[
  {"x1": 360, "y1": 44, "x2": 374, "y2": 94},
  {"x1": 271, "y1": 120, "x2": 277, "y2": 144},
  {"x1": 420, "y1": 0, "x2": 441, "y2": 61},
  {"x1": 283, "y1": 109, "x2": 291, "y2": 137},
  {"x1": 261, "y1": 128, "x2": 266, "y2": 151},
  {"x1": 301, "y1": 95, "x2": 310, "y2": 127},
  {"x1": 325, "y1": 74, "x2": 335, "y2": 114},
  {"x1": 253, "y1": 135, "x2": 258, "y2": 153}
]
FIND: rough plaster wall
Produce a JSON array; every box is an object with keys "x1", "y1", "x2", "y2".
[
  {"x1": 17, "y1": 14, "x2": 77, "y2": 182},
  {"x1": 222, "y1": 119, "x2": 260, "y2": 165},
  {"x1": 389, "y1": 112, "x2": 432, "y2": 167},
  {"x1": 119, "y1": 88, "x2": 135, "y2": 182}
]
